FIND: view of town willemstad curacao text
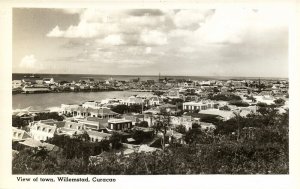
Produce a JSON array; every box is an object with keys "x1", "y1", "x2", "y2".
[{"x1": 11, "y1": 8, "x2": 289, "y2": 175}]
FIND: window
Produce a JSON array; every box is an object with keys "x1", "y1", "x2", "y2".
[
  {"x1": 37, "y1": 126, "x2": 40, "y2": 130},
  {"x1": 42, "y1": 127, "x2": 46, "y2": 131},
  {"x1": 48, "y1": 129, "x2": 52, "y2": 133}
]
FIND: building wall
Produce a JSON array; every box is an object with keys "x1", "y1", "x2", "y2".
[{"x1": 108, "y1": 121, "x2": 132, "y2": 130}]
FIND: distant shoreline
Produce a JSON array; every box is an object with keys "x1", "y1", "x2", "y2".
[{"x1": 12, "y1": 73, "x2": 288, "y2": 81}]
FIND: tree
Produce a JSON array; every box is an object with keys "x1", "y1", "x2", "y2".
[
  {"x1": 229, "y1": 100, "x2": 249, "y2": 107},
  {"x1": 74, "y1": 131, "x2": 90, "y2": 142},
  {"x1": 185, "y1": 127, "x2": 202, "y2": 145},
  {"x1": 138, "y1": 121, "x2": 149, "y2": 128},
  {"x1": 110, "y1": 132, "x2": 123, "y2": 149},
  {"x1": 34, "y1": 112, "x2": 64, "y2": 121},
  {"x1": 175, "y1": 125, "x2": 186, "y2": 134},
  {"x1": 274, "y1": 98, "x2": 285, "y2": 106},
  {"x1": 132, "y1": 130, "x2": 153, "y2": 143},
  {"x1": 12, "y1": 115, "x2": 26, "y2": 128},
  {"x1": 219, "y1": 105, "x2": 231, "y2": 111},
  {"x1": 111, "y1": 105, "x2": 128, "y2": 114},
  {"x1": 152, "y1": 110, "x2": 171, "y2": 151}
]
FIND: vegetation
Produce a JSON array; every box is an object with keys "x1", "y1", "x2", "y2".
[
  {"x1": 33, "y1": 112, "x2": 64, "y2": 121},
  {"x1": 208, "y1": 93, "x2": 242, "y2": 101},
  {"x1": 138, "y1": 121, "x2": 149, "y2": 128},
  {"x1": 12, "y1": 112, "x2": 64, "y2": 128},
  {"x1": 274, "y1": 98, "x2": 285, "y2": 106},
  {"x1": 219, "y1": 105, "x2": 231, "y2": 111},
  {"x1": 12, "y1": 115, "x2": 27, "y2": 128},
  {"x1": 111, "y1": 104, "x2": 148, "y2": 114},
  {"x1": 175, "y1": 125, "x2": 186, "y2": 134},
  {"x1": 229, "y1": 100, "x2": 250, "y2": 107}
]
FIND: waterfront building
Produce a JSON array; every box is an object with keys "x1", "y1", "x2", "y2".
[
  {"x1": 43, "y1": 78, "x2": 54, "y2": 84},
  {"x1": 61, "y1": 104, "x2": 118, "y2": 118},
  {"x1": 12, "y1": 80, "x2": 22, "y2": 88},
  {"x1": 121, "y1": 96, "x2": 145, "y2": 106},
  {"x1": 22, "y1": 85, "x2": 51, "y2": 94},
  {"x1": 82, "y1": 101, "x2": 101, "y2": 108}
]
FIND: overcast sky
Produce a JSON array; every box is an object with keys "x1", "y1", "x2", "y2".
[{"x1": 13, "y1": 8, "x2": 289, "y2": 77}]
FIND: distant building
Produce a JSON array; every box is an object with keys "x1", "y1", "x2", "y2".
[
  {"x1": 122, "y1": 96, "x2": 144, "y2": 106},
  {"x1": 148, "y1": 96, "x2": 163, "y2": 106},
  {"x1": 108, "y1": 119, "x2": 133, "y2": 131},
  {"x1": 82, "y1": 101, "x2": 101, "y2": 108},
  {"x1": 165, "y1": 89, "x2": 180, "y2": 99},
  {"x1": 12, "y1": 80, "x2": 22, "y2": 89},
  {"x1": 61, "y1": 104, "x2": 118, "y2": 118},
  {"x1": 183, "y1": 100, "x2": 218, "y2": 111}
]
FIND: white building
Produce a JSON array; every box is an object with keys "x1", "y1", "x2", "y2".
[
  {"x1": 12, "y1": 80, "x2": 22, "y2": 88},
  {"x1": 29, "y1": 121, "x2": 57, "y2": 141},
  {"x1": 183, "y1": 100, "x2": 219, "y2": 111},
  {"x1": 12, "y1": 127, "x2": 31, "y2": 141},
  {"x1": 43, "y1": 78, "x2": 54, "y2": 84}
]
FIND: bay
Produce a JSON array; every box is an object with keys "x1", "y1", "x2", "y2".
[{"x1": 12, "y1": 91, "x2": 151, "y2": 110}]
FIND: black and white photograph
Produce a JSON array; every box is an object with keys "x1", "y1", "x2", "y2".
[{"x1": 1, "y1": 1, "x2": 299, "y2": 189}]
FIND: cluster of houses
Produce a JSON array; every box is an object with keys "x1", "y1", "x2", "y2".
[
  {"x1": 12, "y1": 76, "x2": 289, "y2": 160},
  {"x1": 12, "y1": 74, "x2": 289, "y2": 97}
]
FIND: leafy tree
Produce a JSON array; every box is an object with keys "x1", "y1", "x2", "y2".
[
  {"x1": 111, "y1": 105, "x2": 129, "y2": 114},
  {"x1": 12, "y1": 115, "x2": 26, "y2": 128},
  {"x1": 110, "y1": 132, "x2": 123, "y2": 149},
  {"x1": 219, "y1": 105, "x2": 231, "y2": 111},
  {"x1": 34, "y1": 112, "x2": 64, "y2": 121},
  {"x1": 132, "y1": 130, "x2": 153, "y2": 143},
  {"x1": 229, "y1": 100, "x2": 249, "y2": 107},
  {"x1": 175, "y1": 125, "x2": 186, "y2": 134},
  {"x1": 257, "y1": 102, "x2": 268, "y2": 107},
  {"x1": 274, "y1": 98, "x2": 285, "y2": 106},
  {"x1": 208, "y1": 94, "x2": 242, "y2": 101},
  {"x1": 138, "y1": 121, "x2": 149, "y2": 128}
]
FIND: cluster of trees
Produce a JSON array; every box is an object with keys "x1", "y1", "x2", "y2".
[
  {"x1": 229, "y1": 100, "x2": 250, "y2": 107},
  {"x1": 12, "y1": 112, "x2": 64, "y2": 128},
  {"x1": 12, "y1": 115, "x2": 27, "y2": 128},
  {"x1": 208, "y1": 93, "x2": 242, "y2": 101},
  {"x1": 111, "y1": 104, "x2": 148, "y2": 114},
  {"x1": 12, "y1": 106, "x2": 288, "y2": 174},
  {"x1": 34, "y1": 112, "x2": 64, "y2": 121},
  {"x1": 219, "y1": 105, "x2": 231, "y2": 111}
]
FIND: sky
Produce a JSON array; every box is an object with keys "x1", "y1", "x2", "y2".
[{"x1": 13, "y1": 8, "x2": 289, "y2": 78}]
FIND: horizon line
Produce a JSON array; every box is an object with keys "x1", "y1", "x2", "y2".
[{"x1": 12, "y1": 72, "x2": 289, "y2": 80}]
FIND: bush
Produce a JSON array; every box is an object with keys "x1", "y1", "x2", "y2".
[
  {"x1": 208, "y1": 94, "x2": 242, "y2": 101},
  {"x1": 219, "y1": 105, "x2": 231, "y2": 111},
  {"x1": 229, "y1": 100, "x2": 249, "y2": 107}
]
